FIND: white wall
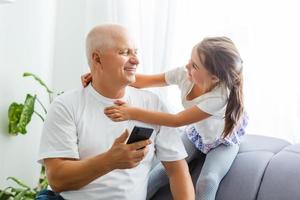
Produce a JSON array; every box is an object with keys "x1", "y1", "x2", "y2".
[
  {"x1": 0, "y1": 0, "x2": 129, "y2": 188},
  {"x1": 0, "y1": 0, "x2": 56, "y2": 188},
  {"x1": 51, "y1": 0, "x2": 87, "y2": 92},
  {"x1": 51, "y1": 0, "x2": 124, "y2": 92}
]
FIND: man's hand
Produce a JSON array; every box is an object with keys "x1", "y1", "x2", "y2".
[
  {"x1": 107, "y1": 130, "x2": 152, "y2": 169},
  {"x1": 104, "y1": 101, "x2": 134, "y2": 122},
  {"x1": 81, "y1": 72, "x2": 92, "y2": 87},
  {"x1": 44, "y1": 129, "x2": 152, "y2": 193}
]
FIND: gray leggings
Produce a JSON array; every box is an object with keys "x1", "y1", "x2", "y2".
[{"x1": 147, "y1": 133, "x2": 239, "y2": 200}]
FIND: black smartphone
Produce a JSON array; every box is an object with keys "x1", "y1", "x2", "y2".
[{"x1": 126, "y1": 126, "x2": 154, "y2": 144}]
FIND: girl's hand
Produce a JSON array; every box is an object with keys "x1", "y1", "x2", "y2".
[
  {"x1": 104, "y1": 101, "x2": 132, "y2": 122},
  {"x1": 81, "y1": 72, "x2": 92, "y2": 87}
]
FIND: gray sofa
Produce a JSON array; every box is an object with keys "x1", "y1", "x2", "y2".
[{"x1": 152, "y1": 135, "x2": 300, "y2": 200}]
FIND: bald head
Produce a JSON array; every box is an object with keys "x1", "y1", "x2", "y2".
[{"x1": 85, "y1": 24, "x2": 131, "y2": 67}]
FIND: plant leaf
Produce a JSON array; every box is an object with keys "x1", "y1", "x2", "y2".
[
  {"x1": 23, "y1": 72, "x2": 53, "y2": 94},
  {"x1": 6, "y1": 177, "x2": 30, "y2": 190},
  {"x1": 0, "y1": 187, "x2": 14, "y2": 199},
  {"x1": 8, "y1": 94, "x2": 36, "y2": 135},
  {"x1": 17, "y1": 94, "x2": 36, "y2": 134},
  {"x1": 8, "y1": 103, "x2": 24, "y2": 135},
  {"x1": 14, "y1": 189, "x2": 28, "y2": 200}
]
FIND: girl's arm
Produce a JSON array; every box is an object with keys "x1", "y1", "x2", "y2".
[
  {"x1": 104, "y1": 104, "x2": 211, "y2": 127},
  {"x1": 81, "y1": 72, "x2": 167, "y2": 89},
  {"x1": 130, "y1": 73, "x2": 167, "y2": 88}
]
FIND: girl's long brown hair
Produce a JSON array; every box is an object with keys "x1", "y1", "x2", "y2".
[{"x1": 197, "y1": 37, "x2": 244, "y2": 138}]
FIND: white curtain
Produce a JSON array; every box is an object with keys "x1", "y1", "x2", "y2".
[
  {"x1": 82, "y1": 0, "x2": 178, "y2": 99},
  {"x1": 53, "y1": 0, "x2": 176, "y2": 96},
  {"x1": 164, "y1": 0, "x2": 300, "y2": 143},
  {"x1": 53, "y1": 0, "x2": 300, "y2": 143}
]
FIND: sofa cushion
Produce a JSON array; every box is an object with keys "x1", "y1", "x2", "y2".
[
  {"x1": 151, "y1": 135, "x2": 292, "y2": 200},
  {"x1": 216, "y1": 151, "x2": 274, "y2": 200},
  {"x1": 239, "y1": 135, "x2": 290, "y2": 154},
  {"x1": 257, "y1": 144, "x2": 300, "y2": 200},
  {"x1": 216, "y1": 135, "x2": 290, "y2": 200}
]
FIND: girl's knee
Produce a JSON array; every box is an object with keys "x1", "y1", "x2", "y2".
[
  {"x1": 196, "y1": 173, "x2": 221, "y2": 200},
  {"x1": 197, "y1": 172, "x2": 220, "y2": 189}
]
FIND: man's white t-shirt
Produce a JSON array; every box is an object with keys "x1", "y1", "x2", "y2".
[
  {"x1": 38, "y1": 84, "x2": 187, "y2": 200},
  {"x1": 165, "y1": 66, "x2": 229, "y2": 144}
]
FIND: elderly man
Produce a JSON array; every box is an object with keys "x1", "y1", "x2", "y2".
[{"x1": 36, "y1": 24, "x2": 194, "y2": 200}]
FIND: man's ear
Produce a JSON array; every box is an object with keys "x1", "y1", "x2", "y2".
[{"x1": 92, "y1": 52, "x2": 101, "y2": 65}]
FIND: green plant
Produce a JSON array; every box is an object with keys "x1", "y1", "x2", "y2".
[
  {"x1": 0, "y1": 177, "x2": 38, "y2": 200},
  {"x1": 1, "y1": 72, "x2": 60, "y2": 200}
]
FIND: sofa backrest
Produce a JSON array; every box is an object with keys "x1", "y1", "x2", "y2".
[
  {"x1": 151, "y1": 135, "x2": 299, "y2": 200},
  {"x1": 216, "y1": 135, "x2": 291, "y2": 200},
  {"x1": 256, "y1": 143, "x2": 300, "y2": 200}
]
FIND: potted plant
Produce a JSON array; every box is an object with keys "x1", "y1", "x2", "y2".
[{"x1": 0, "y1": 73, "x2": 61, "y2": 200}]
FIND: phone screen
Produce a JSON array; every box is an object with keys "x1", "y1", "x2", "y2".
[{"x1": 126, "y1": 126, "x2": 154, "y2": 144}]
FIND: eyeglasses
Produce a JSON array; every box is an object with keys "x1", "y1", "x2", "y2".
[{"x1": 118, "y1": 48, "x2": 138, "y2": 56}]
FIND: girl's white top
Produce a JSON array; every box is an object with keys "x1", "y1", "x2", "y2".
[
  {"x1": 165, "y1": 66, "x2": 247, "y2": 153},
  {"x1": 165, "y1": 66, "x2": 228, "y2": 143}
]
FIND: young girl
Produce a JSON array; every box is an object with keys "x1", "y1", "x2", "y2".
[{"x1": 82, "y1": 36, "x2": 248, "y2": 200}]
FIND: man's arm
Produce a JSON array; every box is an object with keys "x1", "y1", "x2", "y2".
[
  {"x1": 44, "y1": 131, "x2": 151, "y2": 193},
  {"x1": 45, "y1": 153, "x2": 111, "y2": 193},
  {"x1": 162, "y1": 160, "x2": 195, "y2": 200}
]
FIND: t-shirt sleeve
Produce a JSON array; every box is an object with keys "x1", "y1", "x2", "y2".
[
  {"x1": 164, "y1": 66, "x2": 187, "y2": 86},
  {"x1": 154, "y1": 99, "x2": 187, "y2": 161},
  {"x1": 196, "y1": 96, "x2": 227, "y2": 117},
  {"x1": 37, "y1": 98, "x2": 79, "y2": 164}
]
